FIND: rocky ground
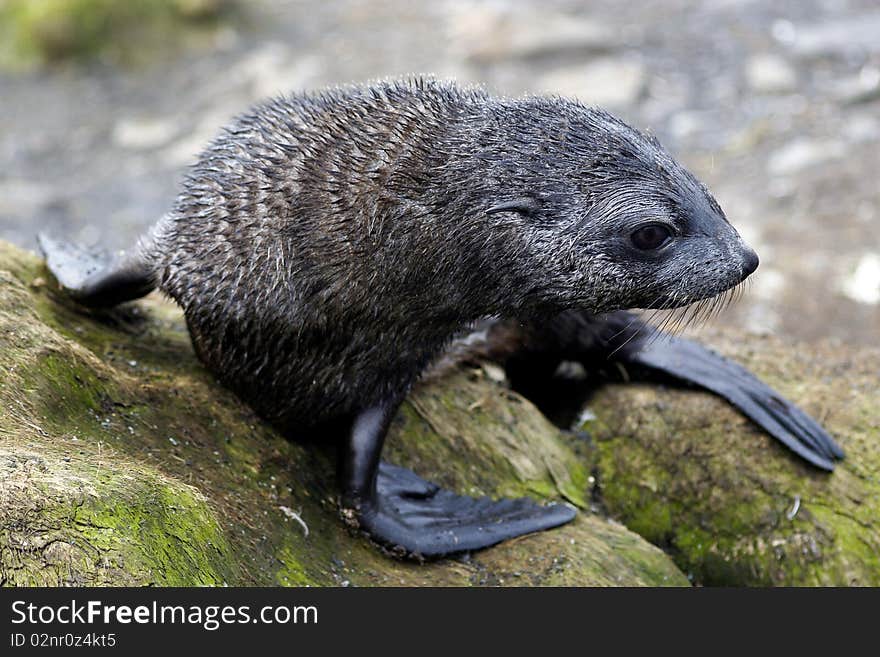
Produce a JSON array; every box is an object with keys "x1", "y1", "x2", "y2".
[
  {"x1": 1, "y1": 0, "x2": 878, "y2": 346},
  {"x1": 1, "y1": 240, "x2": 877, "y2": 586}
]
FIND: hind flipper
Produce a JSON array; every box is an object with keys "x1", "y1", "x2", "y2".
[
  {"x1": 38, "y1": 232, "x2": 155, "y2": 308},
  {"x1": 617, "y1": 331, "x2": 844, "y2": 471}
]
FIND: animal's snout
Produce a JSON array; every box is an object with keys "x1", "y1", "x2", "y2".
[{"x1": 739, "y1": 245, "x2": 759, "y2": 279}]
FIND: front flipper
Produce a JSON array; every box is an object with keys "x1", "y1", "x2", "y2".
[
  {"x1": 362, "y1": 462, "x2": 575, "y2": 557},
  {"x1": 488, "y1": 310, "x2": 844, "y2": 472},
  {"x1": 617, "y1": 332, "x2": 844, "y2": 471},
  {"x1": 340, "y1": 397, "x2": 576, "y2": 557}
]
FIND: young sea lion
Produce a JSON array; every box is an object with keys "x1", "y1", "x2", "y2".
[{"x1": 39, "y1": 77, "x2": 843, "y2": 557}]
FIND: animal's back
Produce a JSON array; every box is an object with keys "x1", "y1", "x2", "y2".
[{"x1": 150, "y1": 79, "x2": 488, "y2": 429}]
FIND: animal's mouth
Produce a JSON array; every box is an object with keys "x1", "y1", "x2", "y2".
[
  {"x1": 636, "y1": 279, "x2": 748, "y2": 336},
  {"x1": 637, "y1": 262, "x2": 754, "y2": 312},
  {"x1": 644, "y1": 284, "x2": 739, "y2": 311}
]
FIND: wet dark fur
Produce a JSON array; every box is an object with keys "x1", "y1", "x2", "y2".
[{"x1": 138, "y1": 77, "x2": 754, "y2": 434}]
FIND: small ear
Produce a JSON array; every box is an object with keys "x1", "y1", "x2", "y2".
[{"x1": 485, "y1": 197, "x2": 541, "y2": 216}]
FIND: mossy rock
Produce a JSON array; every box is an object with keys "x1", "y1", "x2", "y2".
[
  {"x1": 0, "y1": 240, "x2": 687, "y2": 587},
  {"x1": 582, "y1": 329, "x2": 880, "y2": 586}
]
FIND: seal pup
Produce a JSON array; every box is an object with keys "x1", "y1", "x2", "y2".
[{"x1": 39, "y1": 77, "x2": 843, "y2": 557}]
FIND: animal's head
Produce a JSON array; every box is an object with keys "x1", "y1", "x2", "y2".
[{"x1": 471, "y1": 97, "x2": 758, "y2": 315}]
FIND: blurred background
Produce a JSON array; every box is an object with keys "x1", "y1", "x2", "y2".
[{"x1": 0, "y1": 0, "x2": 878, "y2": 346}]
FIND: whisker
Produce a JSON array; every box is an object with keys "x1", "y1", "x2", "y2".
[
  {"x1": 636, "y1": 277, "x2": 750, "y2": 354},
  {"x1": 607, "y1": 312, "x2": 648, "y2": 344},
  {"x1": 607, "y1": 320, "x2": 648, "y2": 358},
  {"x1": 609, "y1": 292, "x2": 667, "y2": 344},
  {"x1": 607, "y1": 290, "x2": 680, "y2": 359},
  {"x1": 646, "y1": 296, "x2": 685, "y2": 347}
]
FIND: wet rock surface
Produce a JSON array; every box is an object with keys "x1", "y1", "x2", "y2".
[
  {"x1": 2, "y1": 240, "x2": 877, "y2": 586},
  {"x1": 0, "y1": 241, "x2": 687, "y2": 586}
]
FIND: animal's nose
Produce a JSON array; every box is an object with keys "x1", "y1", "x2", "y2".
[{"x1": 740, "y1": 246, "x2": 759, "y2": 278}]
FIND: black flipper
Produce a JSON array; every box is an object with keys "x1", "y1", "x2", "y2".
[
  {"x1": 616, "y1": 330, "x2": 844, "y2": 470},
  {"x1": 341, "y1": 397, "x2": 576, "y2": 557},
  {"x1": 490, "y1": 310, "x2": 844, "y2": 471},
  {"x1": 365, "y1": 462, "x2": 576, "y2": 557},
  {"x1": 38, "y1": 232, "x2": 155, "y2": 308}
]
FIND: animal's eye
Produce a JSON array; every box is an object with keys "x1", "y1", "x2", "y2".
[{"x1": 630, "y1": 223, "x2": 673, "y2": 250}]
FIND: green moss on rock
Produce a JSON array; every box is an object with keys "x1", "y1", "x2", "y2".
[
  {"x1": 3, "y1": 235, "x2": 876, "y2": 587},
  {"x1": 1, "y1": 446, "x2": 236, "y2": 586}
]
